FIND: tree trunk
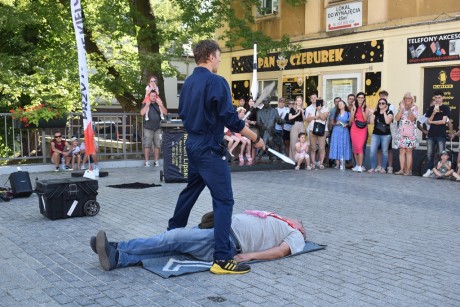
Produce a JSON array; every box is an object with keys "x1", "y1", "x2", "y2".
[{"x1": 128, "y1": 0, "x2": 165, "y2": 105}]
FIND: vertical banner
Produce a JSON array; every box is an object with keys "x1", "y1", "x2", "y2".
[
  {"x1": 250, "y1": 43, "x2": 258, "y2": 100},
  {"x1": 71, "y1": 0, "x2": 95, "y2": 155}
]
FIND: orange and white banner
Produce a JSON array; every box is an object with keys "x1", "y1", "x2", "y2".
[{"x1": 71, "y1": 0, "x2": 95, "y2": 154}]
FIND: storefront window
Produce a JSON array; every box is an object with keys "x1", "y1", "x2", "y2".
[{"x1": 322, "y1": 73, "x2": 361, "y2": 109}]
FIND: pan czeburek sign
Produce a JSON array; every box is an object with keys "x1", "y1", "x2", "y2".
[
  {"x1": 232, "y1": 40, "x2": 383, "y2": 74},
  {"x1": 407, "y1": 32, "x2": 460, "y2": 64}
]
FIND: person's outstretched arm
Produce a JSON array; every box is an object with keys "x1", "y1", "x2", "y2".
[{"x1": 233, "y1": 242, "x2": 291, "y2": 262}]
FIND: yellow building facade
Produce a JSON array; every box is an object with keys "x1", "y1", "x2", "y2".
[{"x1": 219, "y1": 0, "x2": 460, "y2": 130}]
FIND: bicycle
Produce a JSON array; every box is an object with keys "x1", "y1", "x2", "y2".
[{"x1": 418, "y1": 139, "x2": 458, "y2": 176}]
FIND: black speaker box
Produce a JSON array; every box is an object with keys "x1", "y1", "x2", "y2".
[{"x1": 9, "y1": 171, "x2": 33, "y2": 197}]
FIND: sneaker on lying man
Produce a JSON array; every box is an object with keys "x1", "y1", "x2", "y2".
[{"x1": 210, "y1": 259, "x2": 251, "y2": 274}]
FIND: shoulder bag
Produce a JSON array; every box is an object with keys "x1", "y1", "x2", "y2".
[{"x1": 312, "y1": 110, "x2": 325, "y2": 136}]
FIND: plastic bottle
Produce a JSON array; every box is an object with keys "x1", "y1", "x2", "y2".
[
  {"x1": 340, "y1": 157, "x2": 345, "y2": 171},
  {"x1": 60, "y1": 157, "x2": 66, "y2": 170}
]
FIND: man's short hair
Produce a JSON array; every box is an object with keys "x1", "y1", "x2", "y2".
[
  {"x1": 278, "y1": 97, "x2": 286, "y2": 103},
  {"x1": 347, "y1": 94, "x2": 355, "y2": 99},
  {"x1": 433, "y1": 90, "x2": 444, "y2": 97},
  {"x1": 193, "y1": 40, "x2": 221, "y2": 65},
  {"x1": 309, "y1": 90, "x2": 318, "y2": 97},
  {"x1": 379, "y1": 90, "x2": 389, "y2": 97}
]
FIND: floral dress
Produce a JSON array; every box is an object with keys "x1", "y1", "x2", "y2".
[{"x1": 397, "y1": 107, "x2": 418, "y2": 149}]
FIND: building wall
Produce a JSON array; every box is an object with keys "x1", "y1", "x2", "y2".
[
  {"x1": 219, "y1": 0, "x2": 460, "y2": 136},
  {"x1": 164, "y1": 58, "x2": 197, "y2": 112}
]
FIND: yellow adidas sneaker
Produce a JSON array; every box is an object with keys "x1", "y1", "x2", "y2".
[{"x1": 210, "y1": 260, "x2": 251, "y2": 274}]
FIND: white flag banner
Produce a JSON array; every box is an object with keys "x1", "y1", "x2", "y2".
[
  {"x1": 250, "y1": 43, "x2": 258, "y2": 101},
  {"x1": 71, "y1": 0, "x2": 95, "y2": 155}
]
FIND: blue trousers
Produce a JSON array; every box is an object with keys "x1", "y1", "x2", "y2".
[
  {"x1": 370, "y1": 134, "x2": 391, "y2": 169},
  {"x1": 168, "y1": 144, "x2": 234, "y2": 260}
]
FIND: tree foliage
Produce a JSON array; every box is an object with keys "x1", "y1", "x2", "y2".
[{"x1": 0, "y1": 0, "x2": 306, "y2": 114}]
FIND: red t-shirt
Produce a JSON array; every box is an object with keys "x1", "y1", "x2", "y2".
[{"x1": 51, "y1": 139, "x2": 66, "y2": 155}]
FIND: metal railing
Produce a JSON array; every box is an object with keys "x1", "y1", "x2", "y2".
[{"x1": 0, "y1": 112, "x2": 145, "y2": 165}]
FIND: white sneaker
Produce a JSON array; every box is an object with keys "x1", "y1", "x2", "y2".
[
  {"x1": 145, "y1": 161, "x2": 151, "y2": 167},
  {"x1": 352, "y1": 166, "x2": 359, "y2": 172},
  {"x1": 361, "y1": 166, "x2": 366, "y2": 172},
  {"x1": 154, "y1": 161, "x2": 160, "y2": 167},
  {"x1": 423, "y1": 169, "x2": 433, "y2": 178},
  {"x1": 357, "y1": 166, "x2": 363, "y2": 173},
  {"x1": 81, "y1": 165, "x2": 86, "y2": 170}
]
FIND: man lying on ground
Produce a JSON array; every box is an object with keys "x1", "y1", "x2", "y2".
[{"x1": 91, "y1": 210, "x2": 306, "y2": 274}]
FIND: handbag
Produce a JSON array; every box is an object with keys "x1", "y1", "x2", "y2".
[
  {"x1": 375, "y1": 122, "x2": 389, "y2": 134},
  {"x1": 312, "y1": 111, "x2": 325, "y2": 136},
  {"x1": 355, "y1": 120, "x2": 367, "y2": 129}
]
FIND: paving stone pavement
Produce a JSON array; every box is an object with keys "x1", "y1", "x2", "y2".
[{"x1": 0, "y1": 166, "x2": 459, "y2": 306}]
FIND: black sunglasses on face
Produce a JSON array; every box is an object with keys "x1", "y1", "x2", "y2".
[{"x1": 55, "y1": 135, "x2": 62, "y2": 138}]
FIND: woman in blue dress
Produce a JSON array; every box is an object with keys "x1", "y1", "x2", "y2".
[{"x1": 329, "y1": 99, "x2": 352, "y2": 167}]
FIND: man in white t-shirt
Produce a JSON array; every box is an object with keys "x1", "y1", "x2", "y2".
[
  {"x1": 91, "y1": 212, "x2": 306, "y2": 272},
  {"x1": 305, "y1": 92, "x2": 330, "y2": 169}
]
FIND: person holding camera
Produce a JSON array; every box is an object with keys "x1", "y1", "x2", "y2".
[
  {"x1": 423, "y1": 91, "x2": 451, "y2": 177},
  {"x1": 350, "y1": 92, "x2": 369, "y2": 172},
  {"x1": 305, "y1": 92, "x2": 329, "y2": 170},
  {"x1": 367, "y1": 98, "x2": 394, "y2": 174}
]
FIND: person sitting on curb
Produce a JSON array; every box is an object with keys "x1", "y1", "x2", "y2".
[
  {"x1": 432, "y1": 150, "x2": 454, "y2": 179},
  {"x1": 90, "y1": 210, "x2": 306, "y2": 274},
  {"x1": 50, "y1": 131, "x2": 71, "y2": 171}
]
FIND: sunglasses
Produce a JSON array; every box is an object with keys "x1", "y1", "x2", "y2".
[
  {"x1": 54, "y1": 135, "x2": 62, "y2": 138},
  {"x1": 378, "y1": 102, "x2": 387, "y2": 105}
]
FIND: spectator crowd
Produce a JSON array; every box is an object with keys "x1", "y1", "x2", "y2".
[{"x1": 225, "y1": 90, "x2": 459, "y2": 181}]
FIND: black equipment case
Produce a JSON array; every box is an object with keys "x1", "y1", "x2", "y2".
[
  {"x1": 35, "y1": 177, "x2": 100, "y2": 220},
  {"x1": 161, "y1": 121, "x2": 188, "y2": 183},
  {"x1": 9, "y1": 171, "x2": 33, "y2": 197}
]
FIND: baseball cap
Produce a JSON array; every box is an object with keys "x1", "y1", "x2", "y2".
[{"x1": 440, "y1": 150, "x2": 448, "y2": 156}]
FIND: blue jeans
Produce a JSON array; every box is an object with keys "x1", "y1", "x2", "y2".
[
  {"x1": 370, "y1": 134, "x2": 391, "y2": 169},
  {"x1": 117, "y1": 228, "x2": 239, "y2": 267},
  {"x1": 426, "y1": 136, "x2": 446, "y2": 170},
  {"x1": 168, "y1": 138, "x2": 235, "y2": 261}
]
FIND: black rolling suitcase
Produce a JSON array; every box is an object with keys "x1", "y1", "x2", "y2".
[{"x1": 35, "y1": 177, "x2": 100, "y2": 220}]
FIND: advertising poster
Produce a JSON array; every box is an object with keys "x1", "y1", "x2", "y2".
[
  {"x1": 423, "y1": 66, "x2": 460, "y2": 140},
  {"x1": 282, "y1": 77, "x2": 304, "y2": 101},
  {"x1": 231, "y1": 80, "x2": 250, "y2": 106},
  {"x1": 407, "y1": 32, "x2": 460, "y2": 64},
  {"x1": 326, "y1": 1, "x2": 362, "y2": 32}
]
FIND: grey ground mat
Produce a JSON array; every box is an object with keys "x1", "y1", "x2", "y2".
[
  {"x1": 142, "y1": 241, "x2": 326, "y2": 278},
  {"x1": 107, "y1": 182, "x2": 161, "y2": 189}
]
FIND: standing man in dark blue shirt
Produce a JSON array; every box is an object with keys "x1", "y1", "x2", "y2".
[
  {"x1": 423, "y1": 90, "x2": 451, "y2": 177},
  {"x1": 167, "y1": 40, "x2": 265, "y2": 274}
]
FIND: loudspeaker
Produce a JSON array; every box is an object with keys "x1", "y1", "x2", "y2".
[{"x1": 9, "y1": 171, "x2": 33, "y2": 197}]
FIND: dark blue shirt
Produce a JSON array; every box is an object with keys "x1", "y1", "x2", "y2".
[{"x1": 179, "y1": 67, "x2": 245, "y2": 151}]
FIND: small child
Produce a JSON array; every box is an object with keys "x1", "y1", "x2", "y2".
[
  {"x1": 236, "y1": 107, "x2": 252, "y2": 163},
  {"x1": 69, "y1": 137, "x2": 81, "y2": 170},
  {"x1": 294, "y1": 132, "x2": 311, "y2": 170},
  {"x1": 432, "y1": 150, "x2": 453, "y2": 179}
]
